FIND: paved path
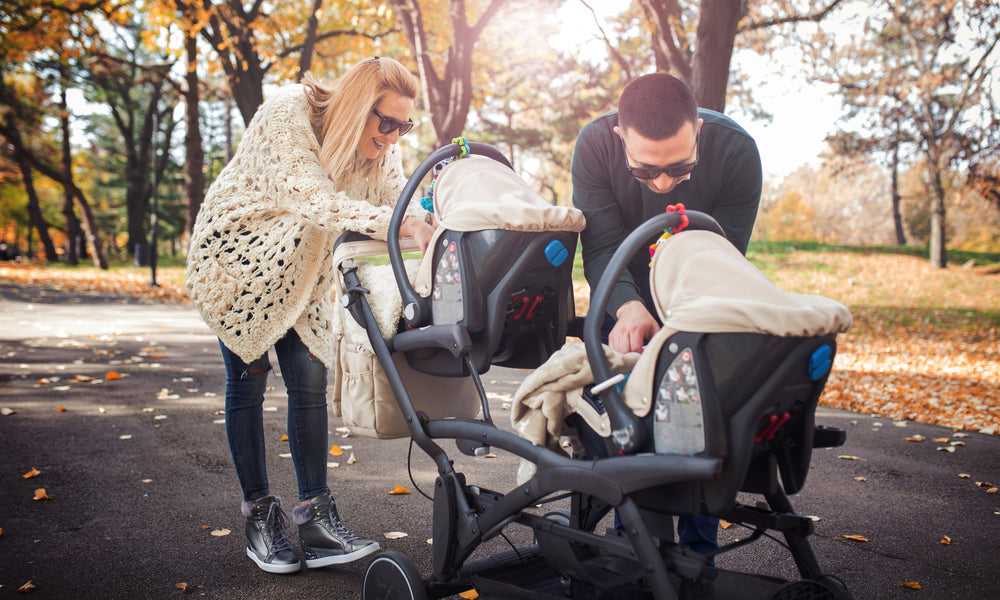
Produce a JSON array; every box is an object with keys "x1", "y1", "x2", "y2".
[{"x1": 1, "y1": 281, "x2": 998, "y2": 599}]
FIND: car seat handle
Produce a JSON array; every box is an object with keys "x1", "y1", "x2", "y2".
[
  {"x1": 583, "y1": 209, "x2": 725, "y2": 454},
  {"x1": 387, "y1": 141, "x2": 513, "y2": 327}
]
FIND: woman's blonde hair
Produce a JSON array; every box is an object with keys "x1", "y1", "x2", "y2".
[{"x1": 302, "y1": 57, "x2": 419, "y2": 183}]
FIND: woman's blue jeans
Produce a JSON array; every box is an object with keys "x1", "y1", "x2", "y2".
[{"x1": 219, "y1": 329, "x2": 330, "y2": 502}]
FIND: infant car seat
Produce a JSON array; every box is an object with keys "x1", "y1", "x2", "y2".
[{"x1": 390, "y1": 153, "x2": 585, "y2": 377}]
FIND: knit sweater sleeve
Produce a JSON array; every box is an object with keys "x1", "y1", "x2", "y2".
[{"x1": 250, "y1": 85, "x2": 398, "y2": 241}]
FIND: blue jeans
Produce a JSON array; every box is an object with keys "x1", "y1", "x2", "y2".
[{"x1": 219, "y1": 329, "x2": 330, "y2": 502}]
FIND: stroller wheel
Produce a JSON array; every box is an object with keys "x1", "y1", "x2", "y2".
[{"x1": 362, "y1": 551, "x2": 428, "y2": 600}]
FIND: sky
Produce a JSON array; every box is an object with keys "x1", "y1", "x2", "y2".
[{"x1": 553, "y1": 1, "x2": 843, "y2": 181}]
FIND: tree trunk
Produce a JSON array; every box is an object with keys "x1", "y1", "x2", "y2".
[
  {"x1": 59, "y1": 74, "x2": 80, "y2": 266},
  {"x1": 890, "y1": 141, "x2": 906, "y2": 245},
  {"x1": 298, "y1": 0, "x2": 324, "y2": 80},
  {"x1": 14, "y1": 149, "x2": 59, "y2": 262},
  {"x1": 73, "y1": 191, "x2": 108, "y2": 269},
  {"x1": 928, "y1": 163, "x2": 948, "y2": 269},
  {"x1": 690, "y1": 0, "x2": 744, "y2": 112},
  {"x1": 391, "y1": 0, "x2": 506, "y2": 148},
  {"x1": 640, "y1": 0, "x2": 692, "y2": 83},
  {"x1": 183, "y1": 33, "x2": 206, "y2": 241}
]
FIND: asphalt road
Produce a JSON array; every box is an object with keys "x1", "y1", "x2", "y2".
[{"x1": 1, "y1": 280, "x2": 998, "y2": 599}]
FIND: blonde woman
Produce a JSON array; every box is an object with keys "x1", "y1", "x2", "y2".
[{"x1": 186, "y1": 57, "x2": 434, "y2": 574}]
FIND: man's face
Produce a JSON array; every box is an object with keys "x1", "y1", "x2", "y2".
[{"x1": 615, "y1": 119, "x2": 702, "y2": 194}]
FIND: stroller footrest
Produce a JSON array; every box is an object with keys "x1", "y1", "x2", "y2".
[
  {"x1": 813, "y1": 426, "x2": 846, "y2": 448},
  {"x1": 724, "y1": 504, "x2": 815, "y2": 537}
]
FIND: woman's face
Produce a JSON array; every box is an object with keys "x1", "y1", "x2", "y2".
[{"x1": 360, "y1": 91, "x2": 416, "y2": 160}]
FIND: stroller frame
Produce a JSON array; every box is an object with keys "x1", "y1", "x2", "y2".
[{"x1": 347, "y1": 142, "x2": 852, "y2": 600}]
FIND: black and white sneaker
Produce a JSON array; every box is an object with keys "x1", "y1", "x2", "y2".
[
  {"x1": 293, "y1": 493, "x2": 380, "y2": 568},
  {"x1": 242, "y1": 495, "x2": 301, "y2": 574}
]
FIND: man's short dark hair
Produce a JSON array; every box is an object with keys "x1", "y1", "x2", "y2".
[{"x1": 617, "y1": 73, "x2": 699, "y2": 141}]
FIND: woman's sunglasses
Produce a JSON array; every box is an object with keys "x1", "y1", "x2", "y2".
[
  {"x1": 620, "y1": 134, "x2": 699, "y2": 180},
  {"x1": 372, "y1": 108, "x2": 415, "y2": 136}
]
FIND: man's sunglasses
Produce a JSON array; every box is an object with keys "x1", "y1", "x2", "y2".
[
  {"x1": 620, "y1": 134, "x2": 699, "y2": 180},
  {"x1": 372, "y1": 108, "x2": 415, "y2": 136}
]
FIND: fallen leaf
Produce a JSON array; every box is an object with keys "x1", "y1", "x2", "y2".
[
  {"x1": 936, "y1": 446, "x2": 956, "y2": 453},
  {"x1": 142, "y1": 479, "x2": 153, "y2": 483},
  {"x1": 988, "y1": 488, "x2": 998, "y2": 494},
  {"x1": 854, "y1": 476, "x2": 867, "y2": 482},
  {"x1": 932, "y1": 437, "x2": 950, "y2": 443},
  {"x1": 389, "y1": 484, "x2": 411, "y2": 495},
  {"x1": 839, "y1": 534, "x2": 868, "y2": 542},
  {"x1": 18, "y1": 580, "x2": 36, "y2": 592},
  {"x1": 838, "y1": 455, "x2": 862, "y2": 461},
  {"x1": 210, "y1": 528, "x2": 231, "y2": 537},
  {"x1": 975, "y1": 481, "x2": 994, "y2": 488},
  {"x1": 383, "y1": 531, "x2": 408, "y2": 539},
  {"x1": 176, "y1": 582, "x2": 188, "y2": 592},
  {"x1": 940, "y1": 535, "x2": 951, "y2": 545},
  {"x1": 22, "y1": 467, "x2": 41, "y2": 479},
  {"x1": 329, "y1": 445, "x2": 343, "y2": 456},
  {"x1": 105, "y1": 371, "x2": 123, "y2": 380},
  {"x1": 280, "y1": 434, "x2": 288, "y2": 442},
  {"x1": 459, "y1": 590, "x2": 479, "y2": 599},
  {"x1": 33, "y1": 488, "x2": 52, "y2": 501},
  {"x1": 327, "y1": 462, "x2": 340, "y2": 468},
  {"x1": 902, "y1": 435, "x2": 924, "y2": 442},
  {"x1": 1, "y1": 407, "x2": 16, "y2": 415},
  {"x1": 958, "y1": 473, "x2": 971, "y2": 479},
  {"x1": 202, "y1": 525, "x2": 212, "y2": 530},
  {"x1": 347, "y1": 453, "x2": 357, "y2": 465},
  {"x1": 119, "y1": 434, "x2": 132, "y2": 440},
  {"x1": 899, "y1": 582, "x2": 922, "y2": 590},
  {"x1": 75, "y1": 375, "x2": 93, "y2": 382},
  {"x1": 719, "y1": 520, "x2": 732, "y2": 529}
]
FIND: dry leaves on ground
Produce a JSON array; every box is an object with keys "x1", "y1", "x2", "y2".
[{"x1": 0, "y1": 264, "x2": 188, "y2": 303}]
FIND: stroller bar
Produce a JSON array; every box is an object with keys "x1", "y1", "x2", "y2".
[{"x1": 583, "y1": 210, "x2": 725, "y2": 454}]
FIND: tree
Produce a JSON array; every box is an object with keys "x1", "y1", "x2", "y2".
[
  {"x1": 390, "y1": 0, "x2": 516, "y2": 147},
  {"x1": 809, "y1": 0, "x2": 1000, "y2": 267},
  {"x1": 166, "y1": 0, "x2": 400, "y2": 126},
  {"x1": 586, "y1": 0, "x2": 848, "y2": 111}
]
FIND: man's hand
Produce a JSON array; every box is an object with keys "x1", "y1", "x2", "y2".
[
  {"x1": 400, "y1": 216, "x2": 436, "y2": 255},
  {"x1": 609, "y1": 300, "x2": 660, "y2": 354}
]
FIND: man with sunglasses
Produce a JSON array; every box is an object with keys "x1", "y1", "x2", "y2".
[
  {"x1": 570, "y1": 72, "x2": 762, "y2": 580},
  {"x1": 572, "y1": 72, "x2": 762, "y2": 356}
]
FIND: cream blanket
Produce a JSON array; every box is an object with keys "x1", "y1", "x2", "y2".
[{"x1": 511, "y1": 343, "x2": 639, "y2": 484}]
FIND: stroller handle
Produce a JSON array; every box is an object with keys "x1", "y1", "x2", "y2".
[
  {"x1": 583, "y1": 210, "x2": 725, "y2": 454},
  {"x1": 387, "y1": 141, "x2": 514, "y2": 327}
]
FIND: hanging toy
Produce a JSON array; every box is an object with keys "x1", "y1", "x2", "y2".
[{"x1": 419, "y1": 137, "x2": 471, "y2": 213}]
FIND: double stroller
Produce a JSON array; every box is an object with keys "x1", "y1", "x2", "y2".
[{"x1": 335, "y1": 142, "x2": 854, "y2": 600}]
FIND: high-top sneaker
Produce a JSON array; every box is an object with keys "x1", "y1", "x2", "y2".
[
  {"x1": 292, "y1": 493, "x2": 380, "y2": 568},
  {"x1": 242, "y1": 495, "x2": 301, "y2": 574}
]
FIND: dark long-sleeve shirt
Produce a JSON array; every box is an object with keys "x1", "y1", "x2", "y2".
[{"x1": 571, "y1": 108, "x2": 762, "y2": 318}]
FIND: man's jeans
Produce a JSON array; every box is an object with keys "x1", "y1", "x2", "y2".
[{"x1": 219, "y1": 329, "x2": 329, "y2": 502}]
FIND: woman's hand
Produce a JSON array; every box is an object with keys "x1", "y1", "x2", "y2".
[{"x1": 400, "y1": 216, "x2": 436, "y2": 255}]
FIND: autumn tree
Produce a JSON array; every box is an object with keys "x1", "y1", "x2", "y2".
[
  {"x1": 165, "y1": 0, "x2": 401, "y2": 126},
  {"x1": 808, "y1": 0, "x2": 1000, "y2": 268},
  {"x1": 0, "y1": 1, "x2": 124, "y2": 267},
  {"x1": 584, "y1": 0, "x2": 848, "y2": 111}
]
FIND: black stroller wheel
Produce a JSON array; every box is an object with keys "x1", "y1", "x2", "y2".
[{"x1": 362, "y1": 551, "x2": 428, "y2": 600}]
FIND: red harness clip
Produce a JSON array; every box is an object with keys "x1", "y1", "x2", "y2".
[{"x1": 665, "y1": 203, "x2": 689, "y2": 234}]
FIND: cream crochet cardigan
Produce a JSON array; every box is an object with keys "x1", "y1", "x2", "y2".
[{"x1": 186, "y1": 83, "x2": 424, "y2": 368}]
